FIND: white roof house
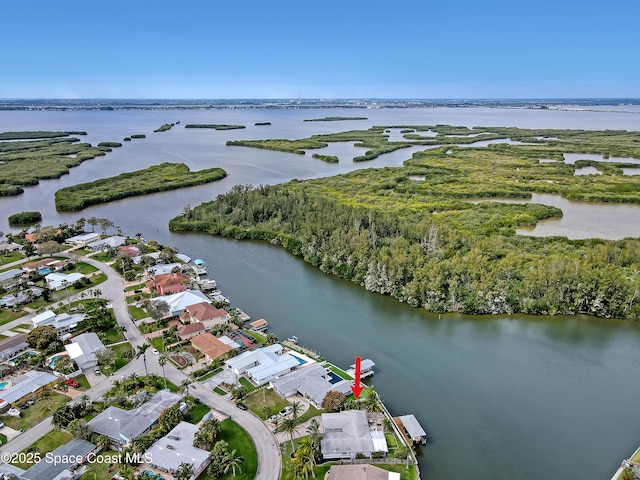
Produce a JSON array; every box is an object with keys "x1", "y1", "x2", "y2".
[
  {"x1": 321, "y1": 410, "x2": 388, "y2": 460},
  {"x1": 65, "y1": 332, "x2": 105, "y2": 369},
  {"x1": 45, "y1": 272, "x2": 84, "y2": 291},
  {"x1": 0, "y1": 268, "x2": 23, "y2": 285},
  {"x1": 148, "y1": 262, "x2": 183, "y2": 276},
  {"x1": 152, "y1": 290, "x2": 211, "y2": 317},
  {"x1": 32, "y1": 310, "x2": 84, "y2": 334},
  {"x1": 0, "y1": 370, "x2": 57, "y2": 405},
  {"x1": 144, "y1": 421, "x2": 210, "y2": 479},
  {"x1": 88, "y1": 235, "x2": 127, "y2": 250},
  {"x1": 271, "y1": 363, "x2": 352, "y2": 407},
  {"x1": 225, "y1": 344, "x2": 300, "y2": 385},
  {"x1": 65, "y1": 232, "x2": 102, "y2": 245}
]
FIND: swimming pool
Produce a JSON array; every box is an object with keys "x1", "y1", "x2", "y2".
[
  {"x1": 49, "y1": 355, "x2": 63, "y2": 367},
  {"x1": 39, "y1": 268, "x2": 51, "y2": 274},
  {"x1": 291, "y1": 354, "x2": 307, "y2": 365},
  {"x1": 326, "y1": 371, "x2": 342, "y2": 384},
  {"x1": 0, "y1": 381, "x2": 11, "y2": 391}
]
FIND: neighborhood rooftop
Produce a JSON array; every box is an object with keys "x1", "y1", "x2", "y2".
[
  {"x1": 20, "y1": 439, "x2": 96, "y2": 480},
  {"x1": 271, "y1": 363, "x2": 352, "y2": 407},
  {"x1": 144, "y1": 421, "x2": 210, "y2": 477},
  {"x1": 0, "y1": 370, "x2": 57, "y2": 405}
]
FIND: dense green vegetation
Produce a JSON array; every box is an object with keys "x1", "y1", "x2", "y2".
[
  {"x1": 304, "y1": 116, "x2": 368, "y2": 121},
  {"x1": 0, "y1": 132, "x2": 112, "y2": 193},
  {"x1": 8, "y1": 211, "x2": 42, "y2": 225},
  {"x1": 130, "y1": 134, "x2": 146, "y2": 139},
  {"x1": 0, "y1": 131, "x2": 86, "y2": 140},
  {"x1": 97, "y1": 141, "x2": 122, "y2": 148},
  {"x1": 154, "y1": 123, "x2": 176, "y2": 132},
  {"x1": 312, "y1": 153, "x2": 339, "y2": 163},
  {"x1": 185, "y1": 124, "x2": 246, "y2": 130},
  {"x1": 172, "y1": 125, "x2": 640, "y2": 320},
  {"x1": 55, "y1": 162, "x2": 227, "y2": 211}
]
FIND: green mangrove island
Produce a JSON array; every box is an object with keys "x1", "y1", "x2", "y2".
[
  {"x1": 185, "y1": 124, "x2": 246, "y2": 130},
  {"x1": 55, "y1": 162, "x2": 227, "y2": 211},
  {"x1": 172, "y1": 125, "x2": 640, "y2": 320},
  {"x1": 0, "y1": 131, "x2": 114, "y2": 196},
  {"x1": 8, "y1": 211, "x2": 42, "y2": 225}
]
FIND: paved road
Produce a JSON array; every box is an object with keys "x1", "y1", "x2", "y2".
[{"x1": 1, "y1": 254, "x2": 282, "y2": 479}]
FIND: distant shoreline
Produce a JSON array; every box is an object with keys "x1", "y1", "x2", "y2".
[{"x1": 1, "y1": 98, "x2": 638, "y2": 112}]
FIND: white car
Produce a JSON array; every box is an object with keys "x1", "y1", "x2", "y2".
[{"x1": 151, "y1": 348, "x2": 159, "y2": 355}]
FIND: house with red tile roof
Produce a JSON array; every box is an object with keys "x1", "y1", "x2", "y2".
[
  {"x1": 179, "y1": 302, "x2": 228, "y2": 330},
  {"x1": 191, "y1": 333, "x2": 232, "y2": 362},
  {"x1": 146, "y1": 272, "x2": 190, "y2": 296},
  {"x1": 117, "y1": 245, "x2": 141, "y2": 257},
  {"x1": 177, "y1": 322, "x2": 205, "y2": 340}
]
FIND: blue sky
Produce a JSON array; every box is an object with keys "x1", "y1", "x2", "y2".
[{"x1": 2, "y1": 0, "x2": 638, "y2": 99}]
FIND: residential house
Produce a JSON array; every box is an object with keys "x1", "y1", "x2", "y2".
[
  {"x1": 191, "y1": 333, "x2": 233, "y2": 362},
  {"x1": 320, "y1": 410, "x2": 388, "y2": 460},
  {"x1": 87, "y1": 390, "x2": 182, "y2": 449},
  {"x1": 65, "y1": 232, "x2": 101, "y2": 246},
  {"x1": 0, "y1": 268, "x2": 24, "y2": 287},
  {"x1": 143, "y1": 421, "x2": 210, "y2": 480},
  {"x1": 147, "y1": 262, "x2": 184, "y2": 277},
  {"x1": 0, "y1": 241, "x2": 21, "y2": 252},
  {"x1": 147, "y1": 272, "x2": 191, "y2": 296},
  {"x1": 325, "y1": 465, "x2": 400, "y2": 480},
  {"x1": 151, "y1": 290, "x2": 211, "y2": 318},
  {"x1": 0, "y1": 287, "x2": 43, "y2": 308},
  {"x1": 65, "y1": 332, "x2": 105, "y2": 369},
  {"x1": 19, "y1": 439, "x2": 97, "y2": 480},
  {"x1": 45, "y1": 272, "x2": 84, "y2": 291},
  {"x1": 32, "y1": 309, "x2": 84, "y2": 337},
  {"x1": 21, "y1": 258, "x2": 57, "y2": 273},
  {"x1": 178, "y1": 322, "x2": 206, "y2": 340},
  {"x1": 271, "y1": 363, "x2": 352, "y2": 408},
  {"x1": 88, "y1": 235, "x2": 127, "y2": 251},
  {"x1": 225, "y1": 344, "x2": 300, "y2": 386},
  {"x1": 117, "y1": 245, "x2": 141, "y2": 257},
  {"x1": 0, "y1": 334, "x2": 30, "y2": 363},
  {"x1": 179, "y1": 302, "x2": 228, "y2": 330},
  {"x1": 0, "y1": 370, "x2": 58, "y2": 406}
]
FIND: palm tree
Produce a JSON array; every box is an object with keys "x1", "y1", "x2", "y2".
[
  {"x1": 158, "y1": 354, "x2": 168, "y2": 390},
  {"x1": 118, "y1": 465, "x2": 136, "y2": 480},
  {"x1": 179, "y1": 378, "x2": 193, "y2": 396},
  {"x1": 296, "y1": 437, "x2": 317, "y2": 478},
  {"x1": 290, "y1": 400, "x2": 302, "y2": 420},
  {"x1": 277, "y1": 417, "x2": 299, "y2": 452},
  {"x1": 95, "y1": 434, "x2": 111, "y2": 451},
  {"x1": 363, "y1": 388, "x2": 382, "y2": 412},
  {"x1": 174, "y1": 462, "x2": 194, "y2": 480},
  {"x1": 266, "y1": 333, "x2": 278, "y2": 345},
  {"x1": 222, "y1": 449, "x2": 244, "y2": 477},
  {"x1": 305, "y1": 417, "x2": 322, "y2": 456},
  {"x1": 136, "y1": 344, "x2": 149, "y2": 376}
]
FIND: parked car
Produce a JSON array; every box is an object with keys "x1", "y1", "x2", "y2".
[
  {"x1": 279, "y1": 406, "x2": 293, "y2": 416},
  {"x1": 268, "y1": 414, "x2": 280, "y2": 422},
  {"x1": 65, "y1": 379, "x2": 81, "y2": 388},
  {"x1": 236, "y1": 403, "x2": 248, "y2": 411},
  {"x1": 94, "y1": 368, "x2": 101, "y2": 375},
  {"x1": 150, "y1": 348, "x2": 159, "y2": 355},
  {"x1": 0, "y1": 422, "x2": 4, "y2": 429}
]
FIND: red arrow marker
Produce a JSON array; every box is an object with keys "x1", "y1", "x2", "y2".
[{"x1": 351, "y1": 356, "x2": 364, "y2": 399}]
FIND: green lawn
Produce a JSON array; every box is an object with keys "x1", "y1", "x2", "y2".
[
  {"x1": 91, "y1": 252, "x2": 113, "y2": 262},
  {"x1": 0, "y1": 433, "x2": 7, "y2": 444},
  {"x1": 125, "y1": 282, "x2": 146, "y2": 292},
  {"x1": 325, "y1": 363, "x2": 353, "y2": 380},
  {"x1": 244, "y1": 328, "x2": 266, "y2": 343},
  {"x1": 73, "y1": 374, "x2": 91, "y2": 390},
  {"x1": 0, "y1": 391, "x2": 69, "y2": 430},
  {"x1": 239, "y1": 377, "x2": 257, "y2": 393},
  {"x1": 78, "y1": 450, "x2": 122, "y2": 480},
  {"x1": 376, "y1": 464, "x2": 419, "y2": 480},
  {"x1": 196, "y1": 367, "x2": 223, "y2": 381},
  {"x1": 101, "y1": 327, "x2": 124, "y2": 344},
  {"x1": 149, "y1": 337, "x2": 165, "y2": 352},
  {"x1": 0, "y1": 252, "x2": 25, "y2": 265},
  {"x1": 0, "y1": 334, "x2": 8, "y2": 341},
  {"x1": 11, "y1": 430, "x2": 72, "y2": 469},
  {"x1": 295, "y1": 405, "x2": 321, "y2": 425},
  {"x1": 214, "y1": 386, "x2": 228, "y2": 395},
  {"x1": 111, "y1": 342, "x2": 134, "y2": 371},
  {"x1": 385, "y1": 432, "x2": 399, "y2": 448},
  {"x1": 201, "y1": 419, "x2": 258, "y2": 480},
  {"x1": 128, "y1": 305, "x2": 148, "y2": 320},
  {"x1": 14, "y1": 323, "x2": 32, "y2": 330},
  {"x1": 243, "y1": 388, "x2": 289, "y2": 420},
  {"x1": 186, "y1": 403, "x2": 211, "y2": 424},
  {"x1": 71, "y1": 262, "x2": 99, "y2": 274},
  {"x1": 0, "y1": 308, "x2": 25, "y2": 325}
]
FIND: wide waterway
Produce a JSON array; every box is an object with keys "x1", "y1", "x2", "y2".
[{"x1": 2, "y1": 106, "x2": 640, "y2": 479}]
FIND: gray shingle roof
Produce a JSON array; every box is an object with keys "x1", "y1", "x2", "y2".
[{"x1": 21, "y1": 439, "x2": 95, "y2": 480}]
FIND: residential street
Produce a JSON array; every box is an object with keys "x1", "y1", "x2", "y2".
[{"x1": 0, "y1": 254, "x2": 282, "y2": 480}]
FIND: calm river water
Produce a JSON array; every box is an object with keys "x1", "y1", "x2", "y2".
[{"x1": 2, "y1": 106, "x2": 640, "y2": 479}]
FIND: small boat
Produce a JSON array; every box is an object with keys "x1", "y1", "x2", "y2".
[{"x1": 287, "y1": 335, "x2": 298, "y2": 344}]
